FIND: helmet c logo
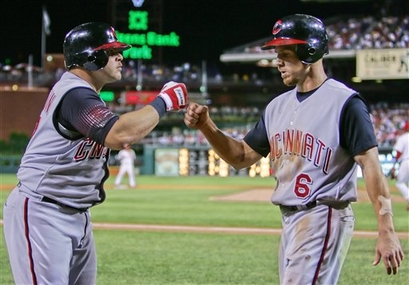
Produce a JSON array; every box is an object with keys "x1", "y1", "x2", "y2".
[
  {"x1": 110, "y1": 27, "x2": 118, "y2": 40},
  {"x1": 272, "y1": 20, "x2": 282, "y2": 35}
]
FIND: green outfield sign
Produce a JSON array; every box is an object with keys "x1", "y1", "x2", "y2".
[{"x1": 118, "y1": 10, "x2": 180, "y2": 60}]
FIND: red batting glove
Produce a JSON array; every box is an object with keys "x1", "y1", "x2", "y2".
[{"x1": 158, "y1": 81, "x2": 188, "y2": 111}]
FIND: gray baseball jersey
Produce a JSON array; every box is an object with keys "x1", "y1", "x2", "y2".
[
  {"x1": 242, "y1": 78, "x2": 361, "y2": 284},
  {"x1": 264, "y1": 79, "x2": 358, "y2": 206},
  {"x1": 17, "y1": 72, "x2": 111, "y2": 209},
  {"x1": 4, "y1": 72, "x2": 118, "y2": 284}
]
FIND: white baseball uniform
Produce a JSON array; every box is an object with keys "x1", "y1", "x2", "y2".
[
  {"x1": 114, "y1": 148, "x2": 137, "y2": 188},
  {"x1": 393, "y1": 131, "x2": 409, "y2": 201}
]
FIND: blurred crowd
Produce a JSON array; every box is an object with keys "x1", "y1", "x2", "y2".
[
  {"x1": 327, "y1": 15, "x2": 409, "y2": 50},
  {"x1": 370, "y1": 102, "x2": 409, "y2": 147}
]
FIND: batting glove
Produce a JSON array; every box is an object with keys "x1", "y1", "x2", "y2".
[{"x1": 158, "y1": 81, "x2": 188, "y2": 111}]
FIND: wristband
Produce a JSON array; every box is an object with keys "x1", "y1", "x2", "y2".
[{"x1": 149, "y1": 97, "x2": 167, "y2": 117}]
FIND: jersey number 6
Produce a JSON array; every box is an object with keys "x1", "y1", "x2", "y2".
[{"x1": 294, "y1": 173, "x2": 312, "y2": 198}]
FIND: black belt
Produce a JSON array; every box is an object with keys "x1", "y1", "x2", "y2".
[
  {"x1": 279, "y1": 200, "x2": 318, "y2": 212},
  {"x1": 41, "y1": 196, "x2": 88, "y2": 212}
]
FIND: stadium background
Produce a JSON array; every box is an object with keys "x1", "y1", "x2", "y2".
[
  {"x1": 1, "y1": 1, "x2": 409, "y2": 284},
  {"x1": 0, "y1": 0, "x2": 408, "y2": 177}
]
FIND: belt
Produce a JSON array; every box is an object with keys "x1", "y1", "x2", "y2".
[
  {"x1": 279, "y1": 200, "x2": 318, "y2": 212},
  {"x1": 41, "y1": 196, "x2": 88, "y2": 212}
]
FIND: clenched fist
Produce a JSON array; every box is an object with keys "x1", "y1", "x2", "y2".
[
  {"x1": 158, "y1": 81, "x2": 188, "y2": 111},
  {"x1": 184, "y1": 102, "x2": 210, "y2": 129}
]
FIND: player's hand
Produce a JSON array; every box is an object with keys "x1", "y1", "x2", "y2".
[
  {"x1": 373, "y1": 231, "x2": 404, "y2": 275},
  {"x1": 184, "y1": 102, "x2": 209, "y2": 129},
  {"x1": 158, "y1": 81, "x2": 188, "y2": 111}
]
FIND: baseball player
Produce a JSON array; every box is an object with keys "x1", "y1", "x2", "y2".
[
  {"x1": 392, "y1": 121, "x2": 409, "y2": 210},
  {"x1": 184, "y1": 14, "x2": 404, "y2": 284},
  {"x1": 114, "y1": 145, "x2": 137, "y2": 188},
  {"x1": 3, "y1": 22, "x2": 188, "y2": 285}
]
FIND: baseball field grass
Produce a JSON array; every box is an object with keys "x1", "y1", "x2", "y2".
[{"x1": 0, "y1": 173, "x2": 408, "y2": 284}]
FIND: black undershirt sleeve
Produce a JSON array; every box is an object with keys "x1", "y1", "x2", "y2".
[
  {"x1": 58, "y1": 87, "x2": 119, "y2": 145},
  {"x1": 340, "y1": 95, "x2": 378, "y2": 157},
  {"x1": 243, "y1": 110, "x2": 270, "y2": 157}
]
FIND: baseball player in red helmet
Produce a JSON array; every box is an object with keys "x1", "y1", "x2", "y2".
[
  {"x1": 184, "y1": 14, "x2": 404, "y2": 284},
  {"x1": 3, "y1": 22, "x2": 188, "y2": 284}
]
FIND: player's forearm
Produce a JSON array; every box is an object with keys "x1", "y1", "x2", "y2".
[
  {"x1": 104, "y1": 105, "x2": 160, "y2": 149},
  {"x1": 198, "y1": 121, "x2": 249, "y2": 169},
  {"x1": 363, "y1": 165, "x2": 397, "y2": 233},
  {"x1": 372, "y1": 188, "x2": 396, "y2": 234},
  {"x1": 356, "y1": 148, "x2": 397, "y2": 233}
]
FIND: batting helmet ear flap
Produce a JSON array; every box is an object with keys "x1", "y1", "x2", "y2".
[
  {"x1": 82, "y1": 50, "x2": 109, "y2": 71},
  {"x1": 66, "y1": 50, "x2": 109, "y2": 71},
  {"x1": 295, "y1": 38, "x2": 328, "y2": 64}
]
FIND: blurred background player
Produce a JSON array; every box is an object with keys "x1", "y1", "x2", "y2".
[
  {"x1": 3, "y1": 22, "x2": 188, "y2": 285},
  {"x1": 184, "y1": 14, "x2": 404, "y2": 284},
  {"x1": 114, "y1": 145, "x2": 137, "y2": 188},
  {"x1": 391, "y1": 121, "x2": 409, "y2": 210}
]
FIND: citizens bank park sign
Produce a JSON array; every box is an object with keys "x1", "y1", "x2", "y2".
[{"x1": 117, "y1": 10, "x2": 180, "y2": 60}]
